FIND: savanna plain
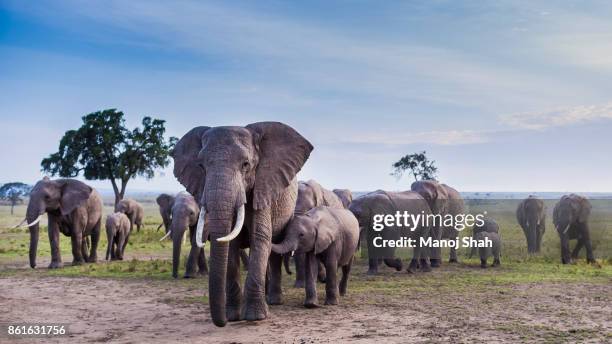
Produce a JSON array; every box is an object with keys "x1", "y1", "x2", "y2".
[{"x1": 0, "y1": 196, "x2": 610, "y2": 343}]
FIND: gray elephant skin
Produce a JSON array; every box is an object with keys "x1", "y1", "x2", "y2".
[
  {"x1": 516, "y1": 196, "x2": 546, "y2": 253},
  {"x1": 470, "y1": 217, "x2": 500, "y2": 258},
  {"x1": 25, "y1": 177, "x2": 103, "y2": 268},
  {"x1": 292, "y1": 180, "x2": 349, "y2": 288},
  {"x1": 333, "y1": 189, "x2": 353, "y2": 208},
  {"x1": 156, "y1": 193, "x2": 175, "y2": 233},
  {"x1": 172, "y1": 122, "x2": 313, "y2": 326},
  {"x1": 474, "y1": 231, "x2": 501, "y2": 268},
  {"x1": 349, "y1": 190, "x2": 432, "y2": 274},
  {"x1": 115, "y1": 198, "x2": 145, "y2": 232},
  {"x1": 272, "y1": 206, "x2": 359, "y2": 308},
  {"x1": 553, "y1": 194, "x2": 595, "y2": 264},
  {"x1": 411, "y1": 180, "x2": 465, "y2": 266},
  {"x1": 105, "y1": 212, "x2": 131, "y2": 260}
]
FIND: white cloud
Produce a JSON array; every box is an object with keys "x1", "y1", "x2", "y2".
[
  {"x1": 501, "y1": 103, "x2": 612, "y2": 130},
  {"x1": 343, "y1": 129, "x2": 490, "y2": 146}
]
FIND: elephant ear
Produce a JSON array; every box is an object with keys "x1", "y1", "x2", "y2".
[
  {"x1": 247, "y1": 122, "x2": 313, "y2": 210},
  {"x1": 172, "y1": 127, "x2": 211, "y2": 203},
  {"x1": 516, "y1": 200, "x2": 526, "y2": 227},
  {"x1": 156, "y1": 194, "x2": 175, "y2": 210},
  {"x1": 306, "y1": 180, "x2": 324, "y2": 206},
  {"x1": 315, "y1": 215, "x2": 336, "y2": 255},
  {"x1": 575, "y1": 196, "x2": 591, "y2": 223},
  {"x1": 58, "y1": 179, "x2": 93, "y2": 216}
]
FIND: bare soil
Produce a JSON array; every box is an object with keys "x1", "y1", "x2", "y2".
[{"x1": 1, "y1": 274, "x2": 610, "y2": 343}]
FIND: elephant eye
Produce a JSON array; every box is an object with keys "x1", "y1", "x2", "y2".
[
  {"x1": 299, "y1": 233, "x2": 304, "y2": 237},
  {"x1": 198, "y1": 163, "x2": 205, "y2": 171},
  {"x1": 242, "y1": 161, "x2": 250, "y2": 171}
]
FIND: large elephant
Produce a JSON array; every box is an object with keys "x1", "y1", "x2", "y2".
[
  {"x1": 115, "y1": 198, "x2": 144, "y2": 232},
  {"x1": 23, "y1": 177, "x2": 103, "y2": 268},
  {"x1": 411, "y1": 180, "x2": 465, "y2": 266},
  {"x1": 348, "y1": 190, "x2": 431, "y2": 274},
  {"x1": 171, "y1": 122, "x2": 313, "y2": 326},
  {"x1": 291, "y1": 180, "x2": 346, "y2": 288},
  {"x1": 159, "y1": 192, "x2": 208, "y2": 279},
  {"x1": 516, "y1": 196, "x2": 546, "y2": 253},
  {"x1": 156, "y1": 193, "x2": 175, "y2": 233},
  {"x1": 553, "y1": 194, "x2": 595, "y2": 264}
]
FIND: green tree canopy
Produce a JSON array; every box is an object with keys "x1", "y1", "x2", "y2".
[
  {"x1": 391, "y1": 151, "x2": 438, "y2": 182},
  {"x1": 41, "y1": 109, "x2": 177, "y2": 204},
  {"x1": 0, "y1": 182, "x2": 32, "y2": 215}
]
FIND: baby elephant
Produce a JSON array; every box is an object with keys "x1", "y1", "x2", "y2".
[
  {"x1": 474, "y1": 231, "x2": 501, "y2": 268},
  {"x1": 106, "y1": 212, "x2": 131, "y2": 260},
  {"x1": 272, "y1": 206, "x2": 359, "y2": 308}
]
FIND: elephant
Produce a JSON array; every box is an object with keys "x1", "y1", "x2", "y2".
[
  {"x1": 115, "y1": 198, "x2": 144, "y2": 232},
  {"x1": 411, "y1": 180, "x2": 465, "y2": 266},
  {"x1": 469, "y1": 217, "x2": 500, "y2": 258},
  {"x1": 158, "y1": 192, "x2": 208, "y2": 278},
  {"x1": 348, "y1": 190, "x2": 431, "y2": 274},
  {"x1": 474, "y1": 231, "x2": 501, "y2": 268},
  {"x1": 271, "y1": 206, "x2": 359, "y2": 308},
  {"x1": 21, "y1": 177, "x2": 103, "y2": 268},
  {"x1": 516, "y1": 196, "x2": 546, "y2": 254},
  {"x1": 291, "y1": 180, "x2": 346, "y2": 288},
  {"x1": 333, "y1": 189, "x2": 353, "y2": 208},
  {"x1": 171, "y1": 122, "x2": 313, "y2": 326},
  {"x1": 105, "y1": 212, "x2": 131, "y2": 260},
  {"x1": 553, "y1": 194, "x2": 595, "y2": 264},
  {"x1": 156, "y1": 193, "x2": 175, "y2": 233}
]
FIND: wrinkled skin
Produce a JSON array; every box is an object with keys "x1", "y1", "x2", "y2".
[
  {"x1": 474, "y1": 231, "x2": 501, "y2": 268},
  {"x1": 333, "y1": 189, "x2": 353, "y2": 209},
  {"x1": 172, "y1": 122, "x2": 312, "y2": 326},
  {"x1": 470, "y1": 217, "x2": 500, "y2": 259},
  {"x1": 272, "y1": 207, "x2": 359, "y2": 307},
  {"x1": 115, "y1": 198, "x2": 144, "y2": 232},
  {"x1": 349, "y1": 190, "x2": 431, "y2": 275},
  {"x1": 291, "y1": 180, "x2": 345, "y2": 288},
  {"x1": 167, "y1": 192, "x2": 208, "y2": 279},
  {"x1": 26, "y1": 177, "x2": 103, "y2": 269},
  {"x1": 105, "y1": 212, "x2": 131, "y2": 260},
  {"x1": 516, "y1": 196, "x2": 546, "y2": 254},
  {"x1": 156, "y1": 194, "x2": 175, "y2": 233},
  {"x1": 411, "y1": 181, "x2": 465, "y2": 266},
  {"x1": 553, "y1": 194, "x2": 595, "y2": 264}
]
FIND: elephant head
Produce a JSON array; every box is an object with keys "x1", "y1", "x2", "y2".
[
  {"x1": 333, "y1": 189, "x2": 353, "y2": 208},
  {"x1": 295, "y1": 181, "x2": 324, "y2": 214},
  {"x1": 410, "y1": 180, "x2": 448, "y2": 214},
  {"x1": 164, "y1": 193, "x2": 200, "y2": 279},
  {"x1": 517, "y1": 196, "x2": 545, "y2": 253},
  {"x1": 156, "y1": 193, "x2": 176, "y2": 233},
  {"x1": 115, "y1": 199, "x2": 135, "y2": 215},
  {"x1": 271, "y1": 209, "x2": 336, "y2": 255},
  {"x1": 553, "y1": 194, "x2": 591, "y2": 235},
  {"x1": 26, "y1": 177, "x2": 92, "y2": 268},
  {"x1": 171, "y1": 122, "x2": 312, "y2": 327}
]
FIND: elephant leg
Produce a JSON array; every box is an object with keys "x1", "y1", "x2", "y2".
[
  {"x1": 226, "y1": 239, "x2": 243, "y2": 322},
  {"x1": 266, "y1": 251, "x2": 283, "y2": 305},
  {"x1": 324, "y1": 251, "x2": 339, "y2": 306},
  {"x1": 70, "y1": 218, "x2": 86, "y2": 265},
  {"x1": 304, "y1": 252, "x2": 318, "y2": 308},
  {"x1": 339, "y1": 258, "x2": 352, "y2": 296},
  {"x1": 571, "y1": 238, "x2": 584, "y2": 259},
  {"x1": 116, "y1": 232, "x2": 126, "y2": 260},
  {"x1": 121, "y1": 231, "x2": 131, "y2": 255},
  {"x1": 480, "y1": 258, "x2": 488, "y2": 268},
  {"x1": 581, "y1": 224, "x2": 596, "y2": 263},
  {"x1": 243, "y1": 211, "x2": 271, "y2": 322},
  {"x1": 81, "y1": 237, "x2": 90, "y2": 262},
  {"x1": 48, "y1": 221, "x2": 62, "y2": 269},
  {"x1": 185, "y1": 241, "x2": 199, "y2": 278},
  {"x1": 367, "y1": 258, "x2": 379, "y2": 275},
  {"x1": 429, "y1": 226, "x2": 442, "y2": 267},
  {"x1": 240, "y1": 249, "x2": 249, "y2": 271},
  {"x1": 294, "y1": 253, "x2": 306, "y2": 288},
  {"x1": 536, "y1": 226, "x2": 544, "y2": 253},
  {"x1": 383, "y1": 258, "x2": 403, "y2": 271},
  {"x1": 197, "y1": 248, "x2": 208, "y2": 275},
  {"x1": 88, "y1": 220, "x2": 100, "y2": 262},
  {"x1": 560, "y1": 234, "x2": 572, "y2": 264},
  {"x1": 448, "y1": 229, "x2": 459, "y2": 263},
  {"x1": 317, "y1": 259, "x2": 327, "y2": 283}
]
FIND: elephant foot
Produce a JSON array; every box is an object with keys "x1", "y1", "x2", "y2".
[
  {"x1": 294, "y1": 280, "x2": 305, "y2": 288},
  {"x1": 317, "y1": 273, "x2": 327, "y2": 283},
  {"x1": 172, "y1": 273, "x2": 179, "y2": 279},
  {"x1": 492, "y1": 259, "x2": 501, "y2": 267},
  {"x1": 198, "y1": 270, "x2": 209, "y2": 276},
  {"x1": 87, "y1": 255, "x2": 97, "y2": 263},
  {"x1": 406, "y1": 259, "x2": 419, "y2": 274},
  {"x1": 183, "y1": 274, "x2": 196, "y2": 279},
  {"x1": 71, "y1": 259, "x2": 85, "y2": 266},
  {"x1": 48, "y1": 261, "x2": 62, "y2": 269},
  {"x1": 420, "y1": 264, "x2": 432, "y2": 273},
  {"x1": 244, "y1": 298, "x2": 269, "y2": 322},
  {"x1": 304, "y1": 300, "x2": 319, "y2": 308},
  {"x1": 366, "y1": 269, "x2": 379, "y2": 276},
  {"x1": 430, "y1": 259, "x2": 441, "y2": 268},
  {"x1": 324, "y1": 297, "x2": 338, "y2": 306},
  {"x1": 266, "y1": 293, "x2": 283, "y2": 305},
  {"x1": 448, "y1": 258, "x2": 458, "y2": 264},
  {"x1": 227, "y1": 306, "x2": 242, "y2": 322}
]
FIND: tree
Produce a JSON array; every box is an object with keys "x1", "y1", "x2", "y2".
[
  {"x1": 41, "y1": 109, "x2": 177, "y2": 205},
  {"x1": 0, "y1": 182, "x2": 32, "y2": 215},
  {"x1": 391, "y1": 151, "x2": 438, "y2": 182}
]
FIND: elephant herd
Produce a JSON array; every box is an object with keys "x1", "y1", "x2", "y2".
[{"x1": 15, "y1": 122, "x2": 598, "y2": 327}]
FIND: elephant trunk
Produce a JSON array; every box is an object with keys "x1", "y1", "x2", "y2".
[
  {"x1": 205, "y1": 172, "x2": 246, "y2": 328},
  {"x1": 171, "y1": 219, "x2": 187, "y2": 279},
  {"x1": 271, "y1": 236, "x2": 298, "y2": 255},
  {"x1": 26, "y1": 202, "x2": 43, "y2": 269},
  {"x1": 527, "y1": 220, "x2": 538, "y2": 254},
  {"x1": 106, "y1": 227, "x2": 114, "y2": 261}
]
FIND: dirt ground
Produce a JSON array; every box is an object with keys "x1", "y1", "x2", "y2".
[{"x1": 1, "y1": 273, "x2": 610, "y2": 344}]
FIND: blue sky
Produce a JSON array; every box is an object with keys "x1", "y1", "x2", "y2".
[{"x1": 1, "y1": 1, "x2": 612, "y2": 193}]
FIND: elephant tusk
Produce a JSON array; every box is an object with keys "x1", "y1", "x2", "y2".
[
  {"x1": 12, "y1": 218, "x2": 27, "y2": 229},
  {"x1": 217, "y1": 204, "x2": 245, "y2": 243},
  {"x1": 291, "y1": 250, "x2": 295, "y2": 257},
  {"x1": 159, "y1": 230, "x2": 172, "y2": 241},
  {"x1": 25, "y1": 215, "x2": 43, "y2": 227},
  {"x1": 525, "y1": 221, "x2": 530, "y2": 228},
  {"x1": 196, "y1": 206, "x2": 206, "y2": 248},
  {"x1": 562, "y1": 224, "x2": 570, "y2": 234},
  {"x1": 183, "y1": 231, "x2": 187, "y2": 245}
]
